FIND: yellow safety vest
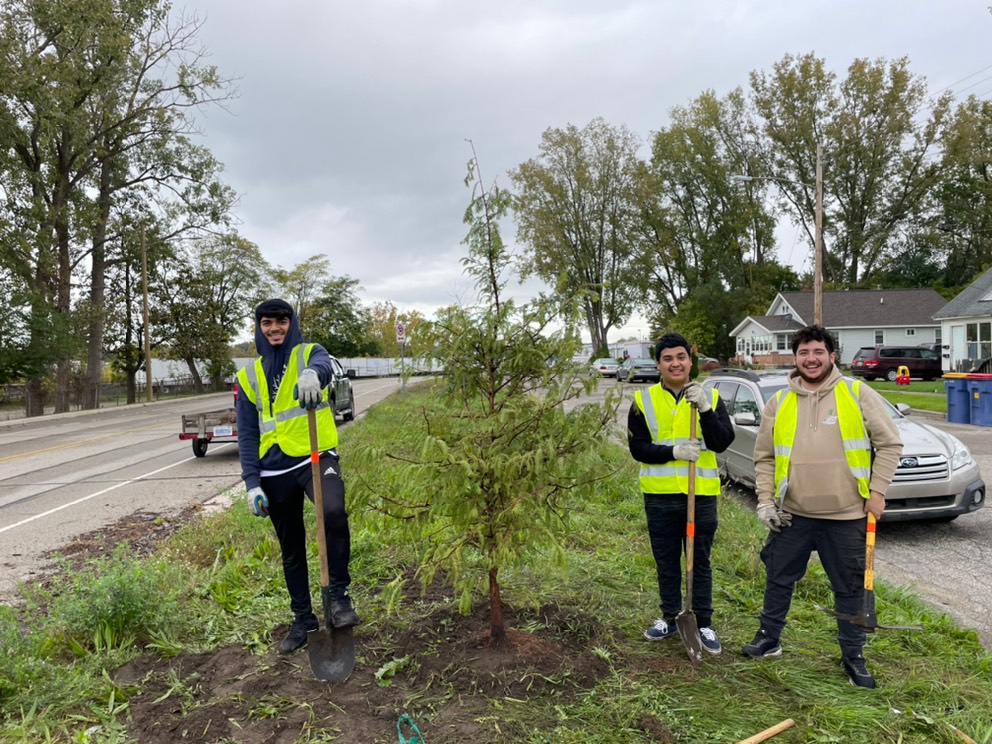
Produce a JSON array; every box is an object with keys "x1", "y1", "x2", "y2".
[
  {"x1": 634, "y1": 385, "x2": 721, "y2": 496},
  {"x1": 236, "y1": 343, "x2": 338, "y2": 459},
  {"x1": 772, "y1": 377, "x2": 871, "y2": 503}
]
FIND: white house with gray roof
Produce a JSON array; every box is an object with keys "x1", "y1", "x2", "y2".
[
  {"x1": 730, "y1": 289, "x2": 948, "y2": 367},
  {"x1": 932, "y1": 265, "x2": 992, "y2": 372}
]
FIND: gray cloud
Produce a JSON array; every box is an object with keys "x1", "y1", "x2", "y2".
[{"x1": 193, "y1": 0, "x2": 992, "y2": 335}]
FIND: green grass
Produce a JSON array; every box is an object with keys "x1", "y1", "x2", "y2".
[{"x1": 1, "y1": 384, "x2": 990, "y2": 742}]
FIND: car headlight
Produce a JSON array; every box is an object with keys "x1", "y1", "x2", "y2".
[{"x1": 951, "y1": 441, "x2": 974, "y2": 470}]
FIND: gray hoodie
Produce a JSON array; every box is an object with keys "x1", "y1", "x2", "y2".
[{"x1": 753, "y1": 365, "x2": 903, "y2": 520}]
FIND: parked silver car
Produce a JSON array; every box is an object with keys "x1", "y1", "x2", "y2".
[
  {"x1": 702, "y1": 369, "x2": 986, "y2": 522},
  {"x1": 617, "y1": 357, "x2": 661, "y2": 384},
  {"x1": 590, "y1": 357, "x2": 620, "y2": 377}
]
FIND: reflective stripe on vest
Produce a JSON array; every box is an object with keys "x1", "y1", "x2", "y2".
[
  {"x1": 772, "y1": 377, "x2": 870, "y2": 503},
  {"x1": 236, "y1": 344, "x2": 338, "y2": 458},
  {"x1": 634, "y1": 385, "x2": 721, "y2": 495}
]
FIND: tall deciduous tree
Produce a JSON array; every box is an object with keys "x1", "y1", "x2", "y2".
[
  {"x1": 0, "y1": 0, "x2": 234, "y2": 414},
  {"x1": 749, "y1": 53, "x2": 952, "y2": 285},
  {"x1": 152, "y1": 235, "x2": 268, "y2": 392},
  {"x1": 511, "y1": 118, "x2": 642, "y2": 352}
]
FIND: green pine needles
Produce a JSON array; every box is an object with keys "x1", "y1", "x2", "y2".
[{"x1": 348, "y1": 146, "x2": 622, "y2": 646}]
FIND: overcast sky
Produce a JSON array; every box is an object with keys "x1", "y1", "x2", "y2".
[{"x1": 191, "y1": 0, "x2": 992, "y2": 341}]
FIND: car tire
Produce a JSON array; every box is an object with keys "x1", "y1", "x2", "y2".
[
  {"x1": 343, "y1": 392, "x2": 355, "y2": 421},
  {"x1": 886, "y1": 368, "x2": 898, "y2": 382},
  {"x1": 864, "y1": 375, "x2": 876, "y2": 381}
]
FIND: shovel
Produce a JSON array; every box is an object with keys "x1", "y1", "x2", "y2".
[
  {"x1": 676, "y1": 414, "x2": 704, "y2": 663},
  {"x1": 817, "y1": 512, "x2": 921, "y2": 632},
  {"x1": 306, "y1": 408, "x2": 356, "y2": 682}
]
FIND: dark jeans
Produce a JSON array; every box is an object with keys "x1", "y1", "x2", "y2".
[
  {"x1": 758, "y1": 514, "x2": 867, "y2": 658},
  {"x1": 261, "y1": 450, "x2": 351, "y2": 620},
  {"x1": 644, "y1": 493, "x2": 718, "y2": 628}
]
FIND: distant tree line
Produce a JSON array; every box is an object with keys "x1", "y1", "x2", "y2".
[{"x1": 510, "y1": 54, "x2": 992, "y2": 360}]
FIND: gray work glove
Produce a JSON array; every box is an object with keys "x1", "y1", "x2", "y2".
[
  {"x1": 682, "y1": 381, "x2": 711, "y2": 412},
  {"x1": 673, "y1": 438, "x2": 701, "y2": 463},
  {"x1": 294, "y1": 368, "x2": 322, "y2": 410},
  {"x1": 757, "y1": 503, "x2": 793, "y2": 532},
  {"x1": 247, "y1": 486, "x2": 269, "y2": 517}
]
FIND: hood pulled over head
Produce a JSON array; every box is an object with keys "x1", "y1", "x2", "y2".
[{"x1": 254, "y1": 299, "x2": 304, "y2": 385}]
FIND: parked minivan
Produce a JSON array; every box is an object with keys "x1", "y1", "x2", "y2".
[{"x1": 850, "y1": 345, "x2": 943, "y2": 382}]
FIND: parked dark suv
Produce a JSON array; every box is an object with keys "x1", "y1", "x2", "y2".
[{"x1": 850, "y1": 345, "x2": 943, "y2": 382}]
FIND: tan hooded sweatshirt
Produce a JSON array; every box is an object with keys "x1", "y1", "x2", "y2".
[{"x1": 754, "y1": 365, "x2": 903, "y2": 520}]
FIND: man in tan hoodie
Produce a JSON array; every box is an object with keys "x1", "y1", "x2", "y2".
[{"x1": 741, "y1": 325, "x2": 902, "y2": 689}]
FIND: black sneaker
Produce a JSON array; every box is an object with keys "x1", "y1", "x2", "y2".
[
  {"x1": 279, "y1": 613, "x2": 319, "y2": 654},
  {"x1": 842, "y1": 656, "x2": 877, "y2": 689},
  {"x1": 329, "y1": 592, "x2": 360, "y2": 628},
  {"x1": 699, "y1": 627, "x2": 722, "y2": 655},
  {"x1": 742, "y1": 628, "x2": 782, "y2": 658}
]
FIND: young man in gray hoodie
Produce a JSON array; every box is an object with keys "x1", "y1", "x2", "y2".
[{"x1": 742, "y1": 324, "x2": 902, "y2": 688}]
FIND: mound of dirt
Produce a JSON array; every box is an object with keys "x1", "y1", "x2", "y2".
[{"x1": 114, "y1": 602, "x2": 613, "y2": 743}]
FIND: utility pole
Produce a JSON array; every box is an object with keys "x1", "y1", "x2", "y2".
[
  {"x1": 814, "y1": 144, "x2": 823, "y2": 326},
  {"x1": 141, "y1": 226, "x2": 153, "y2": 403}
]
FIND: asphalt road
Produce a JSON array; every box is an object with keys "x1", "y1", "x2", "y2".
[
  {"x1": 0, "y1": 377, "x2": 404, "y2": 602},
  {"x1": 4, "y1": 374, "x2": 990, "y2": 650}
]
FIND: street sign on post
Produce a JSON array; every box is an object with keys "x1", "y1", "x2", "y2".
[{"x1": 396, "y1": 322, "x2": 406, "y2": 345}]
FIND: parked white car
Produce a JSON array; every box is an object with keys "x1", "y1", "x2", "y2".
[
  {"x1": 702, "y1": 369, "x2": 986, "y2": 522},
  {"x1": 590, "y1": 358, "x2": 620, "y2": 377}
]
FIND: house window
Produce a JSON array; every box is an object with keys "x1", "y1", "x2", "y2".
[
  {"x1": 874, "y1": 329, "x2": 884, "y2": 345},
  {"x1": 905, "y1": 329, "x2": 915, "y2": 337},
  {"x1": 777, "y1": 335, "x2": 787, "y2": 351},
  {"x1": 935, "y1": 329, "x2": 942, "y2": 345}
]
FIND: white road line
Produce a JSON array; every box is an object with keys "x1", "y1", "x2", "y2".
[
  {"x1": 353, "y1": 380, "x2": 406, "y2": 398},
  {"x1": 0, "y1": 444, "x2": 234, "y2": 535}
]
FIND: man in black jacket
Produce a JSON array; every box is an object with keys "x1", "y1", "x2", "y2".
[{"x1": 627, "y1": 333, "x2": 735, "y2": 654}]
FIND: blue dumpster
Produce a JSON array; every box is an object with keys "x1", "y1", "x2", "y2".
[
  {"x1": 967, "y1": 374, "x2": 992, "y2": 427},
  {"x1": 945, "y1": 376, "x2": 970, "y2": 424}
]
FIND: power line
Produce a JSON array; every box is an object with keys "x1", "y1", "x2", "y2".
[{"x1": 933, "y1": 63, "x2": 992, "y2": 97}]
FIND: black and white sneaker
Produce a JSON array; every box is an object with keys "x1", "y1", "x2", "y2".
[
  {"x1": 699, "y1": 627, "x2": 722, "y2": 655},
  {"x1": 842, "y1": 656, "x2": 877, "y2": 689},
  {"x1": 742, "y1": 628, "x2": 782, "y2": 658}
]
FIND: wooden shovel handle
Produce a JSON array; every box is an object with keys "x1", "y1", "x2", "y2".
[
  {"x1": 307, "y1": 409, "x2": 330, "y2": 587},
  {"x1": 685, "y1": 414, "x2": 697, "y2": 574},
  {"x1": 736, "y1": 718, "x2": 796, "y2": 744}
]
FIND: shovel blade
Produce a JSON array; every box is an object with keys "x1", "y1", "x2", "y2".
[
  {"x1": 676, "y1": 611, "x2": 703, "y2": 663},
  {"x1": 307, "y1": 626, "x2": 355, "y2": 682}
]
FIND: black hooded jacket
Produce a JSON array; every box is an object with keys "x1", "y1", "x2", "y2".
[{"x1": 236, "y1": 300, "x2": 333, "y2": 490}]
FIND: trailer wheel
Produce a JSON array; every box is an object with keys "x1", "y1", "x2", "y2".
[{"x1": 192, "y1": 438, "x2": 209, "y2": 457}]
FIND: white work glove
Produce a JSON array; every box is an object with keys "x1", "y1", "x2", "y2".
[
  {"x1": 247, "y1": 486, "x2": 269, "y2": 517},
  {"x1": 672, "y1": 438, "x2": 701, "y2": 463},
  {"x1": 682, "y1": 382, "x2": 711, "y2": 412},
  {"x1": 757, "y1": 503, "x2": 793, "y2": 532},
  {"x1": 294, "y1": 368, "x2": 322, "y2": 410}
]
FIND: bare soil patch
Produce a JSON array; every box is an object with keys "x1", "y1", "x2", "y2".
[{"x1": 38, "y1": 510, "x2": 628, "y2": 742}]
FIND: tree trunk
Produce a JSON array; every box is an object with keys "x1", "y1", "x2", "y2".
[
  {"x1": 488, "y1": 566, "x2": 507, "y2": 648},
  {"x1": 25, "y1": 378, "x2": 45, "y2": 418},
  {"x1": 82, "y1": 159, "x2": 113, "y2": 410},
  {"x1": 185, "y1": 356, "x2": 204, "y2": 394}
]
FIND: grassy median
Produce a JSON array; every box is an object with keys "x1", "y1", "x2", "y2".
[{"x1": 0, "y1": 383, "x2": 989, "y2": 742}]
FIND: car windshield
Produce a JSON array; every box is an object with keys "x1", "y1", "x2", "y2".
[
  {"x1": 853, "y1": 348, "x2": 873, "y2": 360},
  {"x1": 633, "y1": 358, "x2": 654, "y2": 365}
]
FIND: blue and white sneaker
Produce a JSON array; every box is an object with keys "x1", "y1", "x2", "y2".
[
  {"x1": 644, "y1": 618, "x2": 677, "y2": 641},
  {"x1": 699, "y1": 627, "x2": 722, "y2": 655}
]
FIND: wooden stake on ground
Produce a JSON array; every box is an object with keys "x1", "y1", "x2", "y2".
[{"x1": 736, "y1": 718, "x2": 795, "y2": 744}]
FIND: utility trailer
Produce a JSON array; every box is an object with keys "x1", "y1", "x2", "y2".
[{"x1": 179, "y1": 386, "x2": 239, "y2": 457}]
